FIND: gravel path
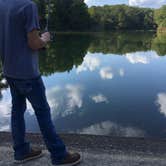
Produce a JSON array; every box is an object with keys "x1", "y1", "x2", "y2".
[{"x1": 1, "y1": 132, "x2": 166, "y2": 166}]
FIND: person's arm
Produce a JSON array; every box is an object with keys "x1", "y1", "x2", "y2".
[
  {"x1": 24, "y1": 2, "x2": 50, "y2": 51},
  {"x1": 27, "y1": 30, "x2": 50, "y2": 51}
]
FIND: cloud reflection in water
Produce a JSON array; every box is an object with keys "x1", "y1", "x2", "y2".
[
  {"x1": 75, "y1": 121, "x2": 146, "y2": 137},
  {"x1": 156, "y1": 93, "x2": 166, "y2": 117},
  {"x1": 46, "y1": 84, "x2": 84, "y2": 118},
  {"x1": 0, "y1": 89, "x2": 11, "y2": 131},
  {"x1": 90, "y1": 94, "x2": 109, "y2": 103},
  {"x1": 76, "y1": 53, "x2": 100, "y2": 74},
  {"x1": 119, "y1": 68, "x2": 125, "y2": 77},
  {"x1": 99, "y1": 67, "x2": 114, "y2": 80},
  {"x1": 126, "y1": 51, "x2": 159, "y2": 64}
]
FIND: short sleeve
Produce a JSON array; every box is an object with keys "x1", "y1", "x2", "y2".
[{"x1": 24, "y1": 2, "x2": 40, "y2": 33}]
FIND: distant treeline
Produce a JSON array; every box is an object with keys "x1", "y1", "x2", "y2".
[
  {"x1": 34, "y1": 0, "x2": 166, "y2": 31},
  {"x1": 89, "y1": 5, "x2": 155, "y2": 30}
]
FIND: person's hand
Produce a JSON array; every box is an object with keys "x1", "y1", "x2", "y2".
[{"x1": 40, "y1": 32, "x2": 51, "y2": 44}]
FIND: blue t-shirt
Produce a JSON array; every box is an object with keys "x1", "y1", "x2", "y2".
[{"x1": 0, "y1": 0, "x2": 41, "y2": 79}]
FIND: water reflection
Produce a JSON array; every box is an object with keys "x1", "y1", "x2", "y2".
[
  {"x1": 156, "y1": 93, "x2": 166, "y2": 117},
  {"x1": 0, "y1": 31, "x2": 166, "y2": 137},
  {"x1": 90, "y1": 94, "x2": 109, "y2": 104},
  {"x1": 119, "y1": 68, "x2": 125, "y2": 77},
  {"x1": 152, "y1": 31, "x2": 166, "y2": 56},
  {"x1": 0, "y1": 89, "x2": 11, "y2": 131},
  {"x1": 75, "y1": 121, "x2": 146, "y2": 137},
  {"x1": 39, "y1": 34, "x2": 92, "y2": 75},
  {"x1": 88, "y1": 32, "x2": 154, "y2": 55},
  {"x1": 125, "y1": 51, "x2": 159, "y2": 64},
  {"x1": 0, "y1": 72, "x2": 10, "y2": 131},
  {"x1": 37, "y1": 31, "x2": 166, "y2": 77},
  {"x1": 46, "y1": 84, "x2": 84, "y2": 118},
  {"x1": 76, "y1": 54, "x2": 100, "y2": 74},
  {"x1": 99, "y1": 67, "x2": 114, "y2": 80}
]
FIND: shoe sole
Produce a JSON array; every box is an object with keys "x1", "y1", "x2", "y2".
[
  {"x1": 14, "y1": 153, "x2": 43, "y2": 164},
  {"x1": 55, "y1": 155, "x2": 82, "y2": 166}
]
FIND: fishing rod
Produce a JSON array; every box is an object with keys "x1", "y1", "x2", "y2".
[
  {"x1": 44, "y1": 0, "x2": 56, "y2": 41},
  {"x1": 45, "y1": 0, "x2": 50, "y2": 32},
  {"x1": 40, "y1": 0, "x2": 52, "y2": 50}
]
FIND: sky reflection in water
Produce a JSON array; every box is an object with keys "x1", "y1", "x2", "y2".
[{"x1": 0, "y1": 32, "x2": 166, "y2": 138}]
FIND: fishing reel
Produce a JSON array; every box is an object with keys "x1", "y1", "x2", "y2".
[
  {"x1": 39, "y1": 30, "x2": 56, "y2": 50},
  {"x1": 48, "y1": 31, "x2": 56, "y2": 42},
  {"x1": 40, "y1": 30, "x2": 56, "y2": 42}
]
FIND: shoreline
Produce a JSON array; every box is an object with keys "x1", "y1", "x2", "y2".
[
  {"x1": 1, "y1": 132, "x2": 166, "y2": 165},
  {"x1": 1, "y1": 132, "x2": 166, "y2": 154},
  {"x1": 50, "y1": 30, "x2": 157, "y2": 35}
]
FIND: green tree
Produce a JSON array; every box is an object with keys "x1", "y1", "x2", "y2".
[
  {"x1": 88, "y1": 5, "x2": 155, "y2": 31},
  {"x1": 34, "y1": 0, "x2": 90, "y2": 31},
  {"x1": 52, "y1": 0, "x2": 90, "y2": 31},
  {"x1": 154, "y1": 5, "x2": 166, "y2": 28}
]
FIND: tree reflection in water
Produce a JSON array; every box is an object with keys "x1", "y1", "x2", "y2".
[
  {"x1": 38, "y1": 31, "x2": 166, "y2": 76},
  {"x1": 0, "y1": 31, "x2": 166, "y2": 100},
  {"x1": 0, "y1": 31, "x2": 166, "y2": 135}
]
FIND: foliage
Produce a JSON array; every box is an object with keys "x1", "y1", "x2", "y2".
[
  {"x1": 34, "y1": 1, "x2": 164, "y2": 31},
  {"x1": 88, "y1": 5, "x2": 155, "y2": 30},
  {"x1": 34, "y1": 0, "x2": 91, "y2": 31},
  {"x1": 154, "y1": 5, "x2": 166, "y2": 29}
]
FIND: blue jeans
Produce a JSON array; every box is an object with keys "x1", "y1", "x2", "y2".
[{"x1": 6, "y1": 76, "x2": 67, "y2": 164}]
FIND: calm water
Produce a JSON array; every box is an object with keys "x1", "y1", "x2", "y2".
[{"x1": 1, "y1": 31, "x2": 166, "y2": 138}]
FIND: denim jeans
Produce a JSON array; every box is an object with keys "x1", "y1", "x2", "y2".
[{"x1": 6, "y1": 76, "x2": 67, "y2": 164}]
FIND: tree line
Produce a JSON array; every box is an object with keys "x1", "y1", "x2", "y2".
[
  {"x1": 154, "y1": 5, "x2": 166, "y2": 29},
  {"x1": 34, "y1": 0, "x2": 166, "y2": 31}
]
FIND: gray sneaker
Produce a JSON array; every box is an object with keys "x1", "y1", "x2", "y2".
[
  {"x1": 14, "y1": 148, "x2": 43, "y2": 164},
  {"x1": 55, "y1": 152, "x2": 82, "y2": 166}
]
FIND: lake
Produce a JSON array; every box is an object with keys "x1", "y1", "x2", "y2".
[{"x1": 0, "y1": 31, "x2": 166, "y2": 138}]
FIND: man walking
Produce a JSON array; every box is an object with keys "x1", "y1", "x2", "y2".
[{"x1": 0, "y1": 0, "x2": 81, "y2": 165}]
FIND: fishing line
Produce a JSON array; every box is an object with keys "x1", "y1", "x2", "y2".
[{"x1": 45, "y1": 0, "x2": 50, "y2": 32}]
